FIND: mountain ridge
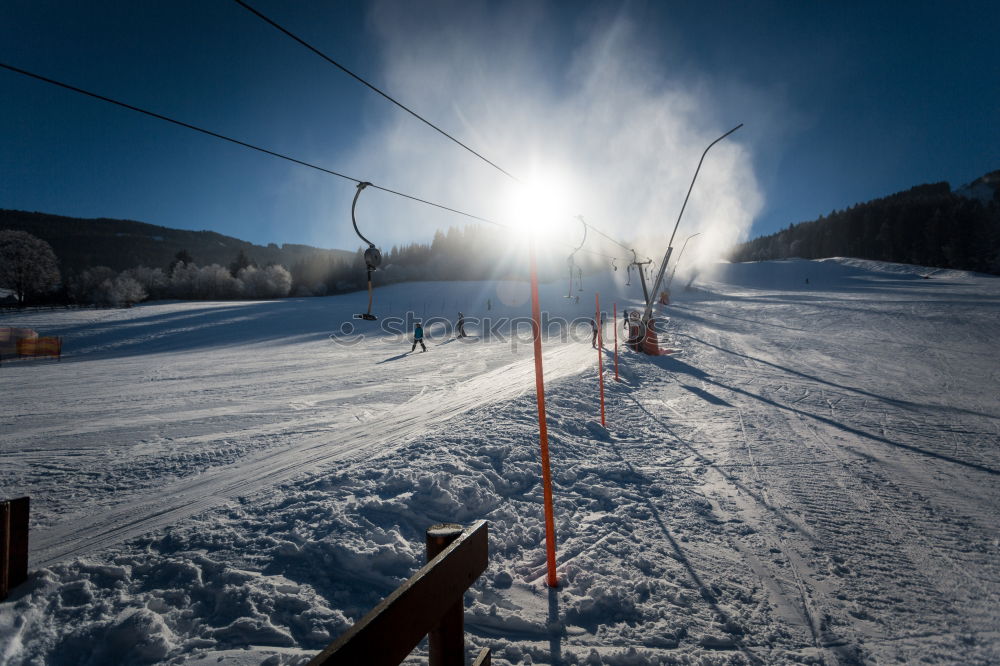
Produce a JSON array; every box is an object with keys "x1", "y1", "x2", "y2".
[
  {"x1": 730, "y1": 170, "x2": 1000, "y2": 274},
  {"x1": 0, "y1": 209, "x2": 355, "y2": 276}
]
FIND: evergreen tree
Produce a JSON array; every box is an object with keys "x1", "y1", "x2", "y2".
[
  {"x1": 168, "y1": 249, "x2": 193, "y2": 274},
  {"x1": 229, "y1": 249, "x2": 256, "y2": 277}
]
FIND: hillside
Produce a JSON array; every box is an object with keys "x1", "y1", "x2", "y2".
[
  {"x1": 0, "y1": 209, "x2": 355, "y2": 275},
  {"x1": 730, "y1": 171, "x2": 1000, "y2": 274}
]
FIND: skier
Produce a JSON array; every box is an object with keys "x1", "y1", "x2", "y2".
[
  {"x1": 626, "y1": 312, "x2": 641, "y2": 348},
  {"x1": 487, "y1": 298, "x2": 492, "y2": 311},
  {"x1": 411, "y1": 321, "x2": 427, "y2": 352},
  {"x1": 622, "y1": 309, "x2": 629, "y2": 331},
  {"x1": 456, "y1": 312, "x2": 467, "y2": 338},
  {"x1": 591, "y1": 317, "x2": 600, "y2": 348}
]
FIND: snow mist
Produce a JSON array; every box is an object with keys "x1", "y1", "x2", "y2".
[{"x1": 333, "y1": 1, "x2": 765, "y2": 273}]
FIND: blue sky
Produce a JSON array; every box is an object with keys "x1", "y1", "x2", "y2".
[{"x1": 1, "y1": 1, "x2": 997, "y2": 259}]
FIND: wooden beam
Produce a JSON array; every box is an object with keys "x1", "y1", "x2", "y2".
[
  {"x1": 0, "y1": 501, "x2": 9, "y2": 601},
  {"x1": 308, "y1": 520, "x2": 488, "y2": 666},
  {"x1": 0, "y1": 497, "x2": 29, "y2": 600},
  {"x1": 8, "y1": 497, "x2": 29, "y2": 591},
  {"x1": 427, "y1": 524, "x2": 466, "y2": 666}
]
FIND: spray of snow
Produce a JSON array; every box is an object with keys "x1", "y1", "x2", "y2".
[{"x1": 311, "y1": 0, "x2": 764, "y2": 272}]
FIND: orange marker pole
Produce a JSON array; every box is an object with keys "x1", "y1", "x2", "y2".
[
  {"x1": 596, "y1": 293, "x2": 606, "y2": 427},
  {"x1": 529, "y1": 238, "x2": 558, "y2": 588},
  {"x1": 613, "y1": 302, "x2": 620, "y2": 382}
]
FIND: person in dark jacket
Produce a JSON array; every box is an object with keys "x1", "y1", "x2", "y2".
[
  {"x1": 411, "y1": 322, "x2": 426, "y2": 352},
  {"x1": 456, "y1": 312, "x2": 467, "y2": 338}
]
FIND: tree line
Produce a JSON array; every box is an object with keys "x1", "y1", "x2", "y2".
[
  {"x1": 0, "y1": 231, "x2": 293, "y2": 307},
  {"x1": 729, "y1": 179, "x2": 1000, "y2": 274},
  {"x1": 287, "y1": 225, "x2": 542, "y2": 296},
  {"x1": 0, "y1": 224, "x2": 573, "y2": 306}
]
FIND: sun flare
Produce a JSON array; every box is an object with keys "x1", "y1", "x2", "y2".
[{"x1": 502, "y1": 169, "x2": 575, "y2": 240}]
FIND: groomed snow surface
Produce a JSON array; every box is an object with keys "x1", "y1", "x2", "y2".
[{"x1": 1, "y1": 258, "x2": 998, "y2": 665}]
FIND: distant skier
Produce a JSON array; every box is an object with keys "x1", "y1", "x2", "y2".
[
  {"x1": 456, "y1": 312, "x2": 467, "y2": 338},
  {"x1": 626, "y1": 312, "x2": 641, "y2": 347},
  {"x1": 622, "y1": 309, "x2": 629, "y2": 331},
  {"x1": 591, "y1": 317, "x2": 599, "y2": 348},
  {"x1": 487, "y1": 298, "x2": 492, "y2": 311},
  {"x1": 411, "y1": 321, "x2": 426, "y2": 352}
]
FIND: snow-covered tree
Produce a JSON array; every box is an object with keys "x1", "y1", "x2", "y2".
[
  {"x1": 238, "y1": 264, "x2": 292, "y2": 299},
  {"x1": 0, "y1": 230, "x2": 61, "y2": 305},
  {"x1": 169, "y1": 261, "x2": 199, "y2": 300},
  {"x1": 193, "y1": 264, "x2": 241, "y2": 299},
  {"x1": 265, "y1": 264, "x2": 292, "y2": 297},
  {"x1": 108, "y1": 275, "x2": 147, "y2": 307},
  {"x1": 122, "y1": 266, "x2": 168, "y2": 300}
]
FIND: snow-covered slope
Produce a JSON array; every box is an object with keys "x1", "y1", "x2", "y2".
[{"x1": 2, "y1": 259, "x2": 998, "y2": 664}]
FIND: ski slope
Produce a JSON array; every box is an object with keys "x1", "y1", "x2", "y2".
[{"x1": 1, "y1": 259, "x2": 999, "y2": 664}]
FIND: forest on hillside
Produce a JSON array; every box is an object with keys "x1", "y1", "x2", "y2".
[
  {"x1": 9, "y1": 170, "x2": 999, "y2": 307},
  {"x1": 0, "y1": 209, "x2": 354, "y2": 275},
  {"x1": 730, "y1": 175, "x2": 1000, "y2": 274},
  {"x1": 1, "y1": 222, "x2": 593, "y2": 306},
  {"x1": 288, "y1": 224, "x2": 583, "y2": 296}
]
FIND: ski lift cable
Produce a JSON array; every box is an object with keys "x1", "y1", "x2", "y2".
[
  {"x1": 232, "y1": 1, "x2": 636, "y2": 259},
  {"x1": 0, "y1": 62, "x2": 361, "y2": 184},
  {"x1": 0, "y1": 62, "x2": 622, "y2": 261},
  {"x1": 580, "y1": 220, "x2": 632, "y2": 253},
  {"x1": 1, "y1": 62, "x2": 623, "y2": 268},
  {"x1": 232, "y1": 0, "x2": 519, "y2": 183}
]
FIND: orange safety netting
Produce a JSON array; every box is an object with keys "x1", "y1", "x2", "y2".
[
  {"x1": 0, "y1": 327, "x2": 38, "y2": 357},
  {"x1": 16, "y1": 336, "x2": 61, "y2": 359}
]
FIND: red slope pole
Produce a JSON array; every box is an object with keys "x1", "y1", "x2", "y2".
[
  {"x1": 596, "y1": 293, "x2": 606, "y2": 427},
  {"x1": 613, "y1": 302, "x2": 619, "y2": 382},
  {"x1": 529, "y1": 238, "x2": 558, "y2": 588}
]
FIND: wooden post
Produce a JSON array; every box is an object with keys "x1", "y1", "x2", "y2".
[
  {"x1": 308, "y1": 521, "x2": 488, "y2": 666},
  {"x1": 427, "y1": 524, "x2": 466, "y2": 666},
  {"x1": 0, "y1": 497, "x2": 29, "y2": 601},
  {"x1": 0, "y1": 501, "x2": 8, "y2": 600}
]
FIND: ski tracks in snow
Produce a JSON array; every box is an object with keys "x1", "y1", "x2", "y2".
[
  {"x1": 30, "y1": 341, "x2": 593, "y2": 568},
  {"x1": 657, "y1": 296, "x2": 1000, "y2": 662}
]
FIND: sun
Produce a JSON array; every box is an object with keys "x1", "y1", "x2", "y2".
[{"x1": 502, "y1": 168, "x2": 575, "y2": 240}]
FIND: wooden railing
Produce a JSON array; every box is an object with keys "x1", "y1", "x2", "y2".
[
  {"x1": 308, "y1": 520, "x2": 490, "y2": 666},
  {"x1": 0, "y1": 497, "x2": 29, "y2": 601}
]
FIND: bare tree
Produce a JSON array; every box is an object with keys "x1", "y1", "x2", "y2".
[{"x1": 0, "y1": 230, "x2": 61, "y2": 305}]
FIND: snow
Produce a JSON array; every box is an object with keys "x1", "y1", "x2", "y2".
[{"x1": 2, "y1": 258, "x2": 999, "y2": 664}]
